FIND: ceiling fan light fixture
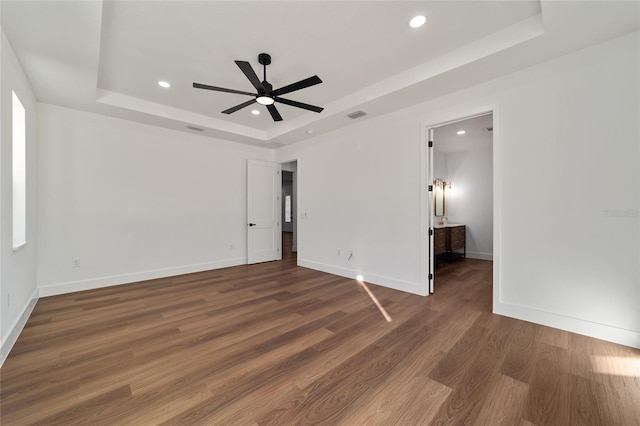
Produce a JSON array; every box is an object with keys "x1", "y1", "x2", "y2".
[{"x1": 256, "y1": 96, "x2": 275, "y2": 106}]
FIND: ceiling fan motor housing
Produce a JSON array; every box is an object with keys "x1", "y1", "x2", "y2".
[{"x1": 260, "y1": 81, "x2": 273, "y2": 94}]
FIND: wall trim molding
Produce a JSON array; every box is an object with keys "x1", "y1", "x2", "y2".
[
  {"x1": 466, "y1": 251, "x2": 493, "y2": 261},
  {"x1": 298, "y1": 258, "x2": 427, "y2": 296},
  {"x1": 1, "y1": 288, "x2": 39, "y2": 367},
  {"x1": 38, "y1": 258, "x2": 247, "y2": 298},
  {"x1": 494, "y1": 301, "x2": 640, "y2": 349}
]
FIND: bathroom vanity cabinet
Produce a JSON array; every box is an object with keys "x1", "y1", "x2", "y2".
[{"x1": 433, "y1": 224, "x2": 465, "y2": 263}]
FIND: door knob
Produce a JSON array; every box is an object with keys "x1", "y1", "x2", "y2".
[{"x1": 248, "y1": 223, "x2": 256, "y2": 227}]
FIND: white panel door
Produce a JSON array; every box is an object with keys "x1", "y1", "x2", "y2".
[{"x1": 247, "y1": 160, "x2": 281, "y2": 264}]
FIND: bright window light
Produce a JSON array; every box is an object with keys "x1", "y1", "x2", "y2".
[
  {"x1": 12, "y1": 92, "x2": 26, "y2": 249},
  {"x1": 591, "y1": 355, "x2": 640, "y2": 378},
  {"x1": 285, "y1": 195, "x2": 292, "y2": 223},
  {"x1": 357, "y1": 279, "x2": 392, "y2": 322}
]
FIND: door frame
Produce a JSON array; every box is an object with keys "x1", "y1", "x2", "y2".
[{"x1": 420, "y1": 106, "x2": 498, "y2": 297}]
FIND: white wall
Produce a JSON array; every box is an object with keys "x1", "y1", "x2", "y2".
[
  {"x1": 37, "y1": 104, "x2": 273, "y2": 296},
  {"x1": 278, "y1": 31, "x2": 639, "y2": 348},
  {"x1": 490, "y1": 32, "x2": 639, "y2": 348},
  {"x1": 433, "y1": 149, "x2": 447, "y2": 183},
  {"x1": 278, "y1": 115, "x2": 424, "y2": 294},
  {"x1": 0, "y1": 29, "x2": 39, "y2": 364},
  {"x1": 445, "y1": 147, "x2": 493, "y2": 259}
]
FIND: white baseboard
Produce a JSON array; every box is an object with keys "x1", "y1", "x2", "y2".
[
  {"x1": 38, "y1": 258, "x2": 247, "y2": 297},
  {"x1": 494, "y1": 301, "x2": 640, "y2": 349},
  {"x1": 297, "y1": 258, "x2": 427, "y2": 296},
  {"x1": 1, "y1": 288, "x2": 39, "y2": 367},
  {"x1": 466, "y1": 251, "x2": 493, "y2": 261}
]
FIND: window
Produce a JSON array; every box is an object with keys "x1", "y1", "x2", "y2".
[
  {"x1": 285, "y1": 195, "x2": 292, "y2": 223},
  {"x1": 12, "y1": 92, "x2": 26, "y2": 249}
]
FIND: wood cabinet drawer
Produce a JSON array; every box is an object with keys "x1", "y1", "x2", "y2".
[
  {"x1": 446, "y1": 226, "x2": 465, "y2": 251},
  {"x1": 434, "y1": 228, "x2": 446, "y2": 255}
]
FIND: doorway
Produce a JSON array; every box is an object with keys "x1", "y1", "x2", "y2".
[
  {"x1": 281, "y1": 160, "x2": 297, "y2": 260},
  {"x1": 426, "y1": 112, "x2": 494, "y2": 293}
]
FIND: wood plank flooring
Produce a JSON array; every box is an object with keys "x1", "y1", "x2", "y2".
[{"x1": 1, "y1": 258, "x2": 639, "y2": 425}]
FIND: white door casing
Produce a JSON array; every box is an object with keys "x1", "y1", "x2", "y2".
[
  {"x1": 428, "y1": 127, "x2": 435, "y2": 294},
  {"x1": 247, "y1": 160, "x2": 281, "y2": 264}
]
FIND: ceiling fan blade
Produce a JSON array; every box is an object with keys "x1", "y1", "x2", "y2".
[
  {"x1": 272, "y1": 75, "x2": 322, "y2": 97},
  {"x1": 193, "y1": 82, "x2": 255, "y2": 97},
  {"x1": 266, "y1": 104, "x2": 283, "y2": 122},
  {"x1": 222, "y1": 99, "x2": 257, "y2": 114},
  {"x1": 275, "y1": 97, "x2": 323, "y2": 113},
  {"x1": 235, "y1": 61, "x2": 265, "y2": 92}
]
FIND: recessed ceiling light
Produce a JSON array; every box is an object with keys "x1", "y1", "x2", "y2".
[
  {"x1": 409, "y1": 15, "x2": 426, "y2": 28},
  {"x1": 251, "y1": 109, "x2": 260, "y2": 115},
  {"x1": 157, "y1": 81, "x2": 171, "y2": 88},
  {"x1": 457, "y1": 130, "x2": 466, "y2": 135}
]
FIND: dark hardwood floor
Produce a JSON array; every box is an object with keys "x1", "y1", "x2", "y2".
[
  {"x1": 1, "y1": 257, "x2": 639, "y2": 425},
  {"x1": 282, "y1": 231, "x2": 295, "y2": 260}
]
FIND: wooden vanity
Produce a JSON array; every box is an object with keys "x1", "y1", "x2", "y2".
[{"x1": 433, "y1": 224, "x2": 465, "y2": 264}]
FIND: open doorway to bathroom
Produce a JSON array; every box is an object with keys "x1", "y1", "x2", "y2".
[{"x1": 428, "y1": 112, "x2": 494, "y2": 293}]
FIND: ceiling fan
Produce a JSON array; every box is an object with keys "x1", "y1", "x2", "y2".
[{"x1": 193, "y1": 53, "x2": 323, "y2": 122}]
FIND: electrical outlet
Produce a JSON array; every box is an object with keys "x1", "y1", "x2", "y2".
[
  {"x1": 73, "y1": 259, "x2": 80, "y2": 268},
  {"x1": 230, "y1": 244, "x2": 234, "y2": 250}
]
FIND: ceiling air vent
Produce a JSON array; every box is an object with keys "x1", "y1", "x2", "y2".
[
  {"x1": 347, "y1": 110, "x2": 367, "y2": 119},
  {"x1": 186, "y1": 125, "x2": 204, "y2": 132},
  {"x1": 483, "y1": 127, "x2": 493, "y2": 132}
]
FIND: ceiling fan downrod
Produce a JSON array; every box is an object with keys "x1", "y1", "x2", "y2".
[{"x1": 258, "y1": 53, "x2": 271, "y2": 84}]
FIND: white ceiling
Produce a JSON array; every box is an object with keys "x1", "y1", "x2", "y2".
[
  {"x1": 2, "y1": 1, "x2": 639, "y2": 148},
  {"x1": 434, "y1": 113, "x2": 493, "y2": 154}
]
